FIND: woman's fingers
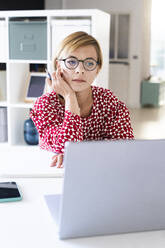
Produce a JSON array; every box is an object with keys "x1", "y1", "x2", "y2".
[
  {"x1": 50, "y1": 155, "x2": 58, "y2": 167},
  {"x1": 51, "y1": 68, "x2": 73, "y2": 98},
  {"x1": 52, "y1": 71, "x2": 62, "y2": 92},
  {"x1": 50, "y1": 154, "x2": 64, "y2": 168},
  {"x1": 57, "y1": 154, "x2": 64, "y2": 168}
]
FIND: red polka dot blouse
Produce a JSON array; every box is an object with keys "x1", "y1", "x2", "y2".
[{"x1": 30, "y1": 86, "x2": 134, "y2": 154}]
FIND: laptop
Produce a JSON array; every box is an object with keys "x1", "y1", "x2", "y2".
[{"x1": 44, "y1": 139, "x2": 165, "y2": 239}]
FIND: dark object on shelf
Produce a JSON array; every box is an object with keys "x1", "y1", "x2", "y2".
[
  {"x1": 30, "y1": 64, "x2": 46, "y2": 72},
  {"x1": 24, "y1": 117, "x2": 39, "y2": 145},
  {"x1": 0, "y1": 63, "x2": 6, "y2": 70}
]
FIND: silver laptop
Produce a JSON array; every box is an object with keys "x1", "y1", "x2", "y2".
[{"x1": 44, "y1": 139, "x2": 165, "y2": 239}]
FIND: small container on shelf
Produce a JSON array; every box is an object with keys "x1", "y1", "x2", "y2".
[{"x1": 24, "y1": 109, "x2": 39, "y2": 145}]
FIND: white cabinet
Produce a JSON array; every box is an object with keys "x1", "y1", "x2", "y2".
[
  {"x1": 0, "y1": 9, "x2": 110, "y2": 148},
  {"x1": 51, "y1": 19, "x2": 91, "y2": 60},
  {"x1": 109, "y1": 13, "x2": 130, "y2": 105}
]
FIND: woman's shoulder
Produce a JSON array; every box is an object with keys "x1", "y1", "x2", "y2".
[
  {"x1": 92, "y1": 85, "x2": 129, "y2": 112},
  {"x1": 92, "y1": 85, "x2": 120, "y2": 105}
]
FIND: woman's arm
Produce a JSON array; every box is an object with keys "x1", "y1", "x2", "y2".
[{"x1": 30, "y1": 95, "x2": 83, "y2": 154}]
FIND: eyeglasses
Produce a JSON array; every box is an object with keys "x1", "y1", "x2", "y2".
[{"x1": 58, "y1": 57, "x2": 99, "y2": 71}]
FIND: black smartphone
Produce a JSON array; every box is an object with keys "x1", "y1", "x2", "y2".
[{"x1": 0, "y1": 182, "x2": 22, "y2": 203}]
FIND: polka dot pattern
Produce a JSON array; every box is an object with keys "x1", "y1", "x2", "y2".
[{"x1": 30, "y1": 86, "x2": 134, "y2": 154}]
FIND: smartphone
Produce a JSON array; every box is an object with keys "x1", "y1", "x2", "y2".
[{"x1": 0, "y1": 182, "x2": 22, "y2": 203}]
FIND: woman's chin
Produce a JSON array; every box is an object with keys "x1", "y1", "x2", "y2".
[{"x1": 70, "y1": 82, "x2": 91, "y2": 92}]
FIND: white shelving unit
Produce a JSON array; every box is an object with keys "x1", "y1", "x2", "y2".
[{"x1": 0, "y1": 9, "x2": 110, "y2": 148}]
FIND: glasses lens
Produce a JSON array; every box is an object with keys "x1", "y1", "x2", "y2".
[
  {"x1": 84, "y1": 59, "x2": 97, "y2": 71},
  {"x1": 65, "y1": 58, "x2": 78, "y2": 69}
]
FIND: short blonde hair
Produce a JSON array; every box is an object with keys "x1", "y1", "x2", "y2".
[{"x1": 53, "y1": 31, "x2": 103, "y2": 71}]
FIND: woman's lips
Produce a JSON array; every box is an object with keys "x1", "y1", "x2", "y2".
[{"x1": 72, "y1": 79, "x2": 86, "y2": 83}]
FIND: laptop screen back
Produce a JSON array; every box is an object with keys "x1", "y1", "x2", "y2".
[{"x1": 58, "y1": 139, "x2": 165, "y2": 239}]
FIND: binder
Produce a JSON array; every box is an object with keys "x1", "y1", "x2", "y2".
[{"x1": 0, "y1": 107, "x2": 8, "y2": 142}]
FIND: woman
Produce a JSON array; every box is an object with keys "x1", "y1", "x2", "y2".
[{"x1": 30, "y1": 31, "x2": 134, "y2": 168}]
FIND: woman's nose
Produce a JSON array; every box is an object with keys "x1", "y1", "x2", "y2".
[{"x1": 75, "y1": 62, "x2": 85, "y2": 73}]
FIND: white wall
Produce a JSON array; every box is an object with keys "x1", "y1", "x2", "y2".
[
  {"x1": 45, "y1": 0, "x2": 62, "y2": 9},
  {"x1": 63, "y1": 0, "x2": 137, "y2": 12}
]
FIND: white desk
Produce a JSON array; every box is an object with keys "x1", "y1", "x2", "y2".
[
  {"x1": 0, "y1": 146, "x2": 64, "y2": 178},
  {"x1": 1, "y1": 177, "x2": 165, "y2": 248},
  {"x1": 1, "y1": 146, "x2": 165, "y2": 247}
]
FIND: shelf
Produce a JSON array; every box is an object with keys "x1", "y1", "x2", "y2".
[
  {"x1": 8, "y1": 60, "x2": 48, "y2": 64},
  {"x1": 0, "y1": 60, "x2": 7, "y2": 63},
  {"x1": 0, "y1": 142, "x2": 39, "y2": 150},
  {"x1": 12, "y1": 141, "x2": 39, "y2": 148},
  {"x1": 9, "y1": 102, "x2": 34, "y2": 109},
  {"x1": 0, "y1": 101, "x2": 7, "y2": 107},
  {"x1": 0, "y1": 142, "x2": 9, "y2": 148}
]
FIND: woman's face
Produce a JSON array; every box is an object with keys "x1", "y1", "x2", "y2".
[{"x1": 57, "y1": 45, "x2": 99, "y2": 92}]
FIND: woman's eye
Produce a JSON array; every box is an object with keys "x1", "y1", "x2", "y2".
[
  {"x1": 87, "y1": 61, "x2": 94, "y2": 67},
  {"x1": 68, "y1": 60, "x2": 77, "y2": 66}
]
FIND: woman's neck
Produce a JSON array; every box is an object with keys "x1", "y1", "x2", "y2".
[
  {"x1": 75, "y1": 86, "x2": 93, "y2": 109},
  {"x1": 58, "y1": 86, "x2": 93, "y2": 117}
]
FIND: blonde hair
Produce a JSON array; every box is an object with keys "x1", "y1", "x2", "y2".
[{"x1": 53, "y1": 31, "x2": 103, "y2": 71}]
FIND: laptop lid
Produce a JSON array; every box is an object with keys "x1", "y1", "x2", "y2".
[{"x1": 58, "y1": 139, "x2": 165, "y2": 239}]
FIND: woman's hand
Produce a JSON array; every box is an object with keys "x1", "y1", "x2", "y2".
[
  {"x1": 50, "y1": 154, "x2": 64, "y2": 168},
  {"x1": 47, "y1": 65, "x2": 74, "y2": 99},
  {"x1": 46, "y1": 65, "x2": 80, "y2": 116}
]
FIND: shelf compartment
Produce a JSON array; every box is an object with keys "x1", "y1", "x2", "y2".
[
  {"x1": 8, "y1": 107, "x2": 35, "y2": 146},
  {"x1": 8, "y1": 62, "x2": 47, "y2": 105},
  {"x1": 8, "y1": 63, "x2": 29, "y2": 104},
  {"x1": 0, "y1": 19, "x2": 7, "y2": 61}
]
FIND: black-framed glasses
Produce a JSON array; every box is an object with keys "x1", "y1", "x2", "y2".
[{"x1": 58, "y1": 57, "x2": 99, "y2": 71}]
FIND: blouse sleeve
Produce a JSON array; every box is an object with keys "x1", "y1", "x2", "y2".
[
  {"x1": 30, "y1": 95, "x2": 83, "y2": 154},
  {"x1": 103, "y1": 100, "x2": 134, "y2": 140}
]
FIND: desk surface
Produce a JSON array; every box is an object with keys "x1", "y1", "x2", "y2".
[
  {"x1": 0, "y1": 146, "x2": 64, "y2": 178},
  {"x1": 0, "y1": 177, "x2": 165, "y2": 248}
]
